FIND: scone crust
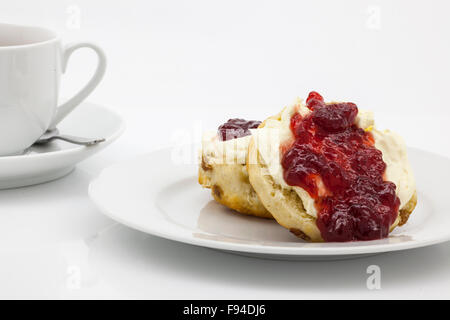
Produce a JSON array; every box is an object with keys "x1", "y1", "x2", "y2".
[
  {"x1": 397, "y1": 191, "x2": 417, "y2": 227},
  {"x1": 199, "y1": 155, "x2": 272, "y2": 219},
  {"x1": 247, "y1": 112, "x2": 417, "y2": 241},
  {"x1": 247, "y1": 134, "x2": 323, "y2": 242}
]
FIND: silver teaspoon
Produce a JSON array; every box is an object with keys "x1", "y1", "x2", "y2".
[{"x1": 35, "y1": 129, "x2": 105, "y2": 146}]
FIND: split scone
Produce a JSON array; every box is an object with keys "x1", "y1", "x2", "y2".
[
  {"x1": 199, "y1": 119, "x2": 272, "y2": 218},
  {"x1": 248, "y1": 92, "x2": 417, "y2": 242}
]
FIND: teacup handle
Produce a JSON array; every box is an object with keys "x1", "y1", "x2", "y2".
[{"x1": 49, "y1": 42, "x2": 107, "y2": 129}]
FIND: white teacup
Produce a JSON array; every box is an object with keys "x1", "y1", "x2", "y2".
[{"x1": 0, "y1": 23, "x2": 106, "y2": 156}]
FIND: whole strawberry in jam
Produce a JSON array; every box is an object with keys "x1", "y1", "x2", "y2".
[
  {"x1": 306, "y1": 91, "x2": 324, "y2": 110},
  {"x1": 218, "y1": 118, "x2": 261, "y2": 141}
]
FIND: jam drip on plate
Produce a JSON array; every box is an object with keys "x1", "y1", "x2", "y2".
[
  {"x1": 281, "y1": 92, "x2": 400, "y2": 242},
  {"x1": 218, "y1": 118, "x2": 261, "y2": 141}
]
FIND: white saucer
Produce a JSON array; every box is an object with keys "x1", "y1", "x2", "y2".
[
  {"x1": 0, "y1": 102, "x2": 124, "y2": 189},
  {"x1": 89, "y1": 147, "x2": 450, "y2": 261}
]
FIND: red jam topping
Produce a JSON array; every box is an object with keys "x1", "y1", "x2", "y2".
[
  {"x1": 218, "y1": 118, "x2": 261, "y2": 141},
  {"x1": 281, "y1": 92, "x2": 400, "y2": 242}
]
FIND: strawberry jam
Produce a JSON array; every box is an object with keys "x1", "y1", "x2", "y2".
[
  {"x1": 281, "y1": 92, "x2": 400, "y2": 242},
  {"x1": 218, "y1": 118, "x2": 261, "y2": 141}
]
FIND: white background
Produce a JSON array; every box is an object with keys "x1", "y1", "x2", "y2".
[{"x1": 0, "y1": 0, "x2": 449, "y2": 299}]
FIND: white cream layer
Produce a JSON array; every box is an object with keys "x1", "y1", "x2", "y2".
[{"x1": 201, "y1": 131, "x2": 252, "y2": 165}]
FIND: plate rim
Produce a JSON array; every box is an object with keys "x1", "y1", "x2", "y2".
[{"x1": 88, "y1": 147, "x2": 450, "y2": 257}]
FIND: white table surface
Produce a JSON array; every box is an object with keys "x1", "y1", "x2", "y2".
[
  {"x1": 0, "y1": 0, "x2": 450, "y2": 299},
  {"x1": 0, "y1": 106, "x2": 448, "y2": 300}
]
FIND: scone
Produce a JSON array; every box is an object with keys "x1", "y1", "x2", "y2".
[
  {"x1": 247, "y1": 92, "x2": 417, "y2": 242},
  {"x1": 199, "y1": 119, "x2": 272, "y2": 218}
]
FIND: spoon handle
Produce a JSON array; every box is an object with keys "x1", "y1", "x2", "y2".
[{"x1": 50, "y1": 134, "x2": 105, "y2": 146}]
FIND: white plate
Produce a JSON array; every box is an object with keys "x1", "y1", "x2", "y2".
[
  {"x1": 89, "y1": 147, "x2": 450, "y2": 261},
  {"x1": 0, "y1": 102, "x2": 125, "y2": 189}
]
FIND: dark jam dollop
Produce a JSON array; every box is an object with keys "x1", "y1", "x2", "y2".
[
  {"x1": 218, "y1": 118, "x2": 261, "y2": 141},
  {"x1": 281, "y1": 92, "x2": 400, "y2": 242}
]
